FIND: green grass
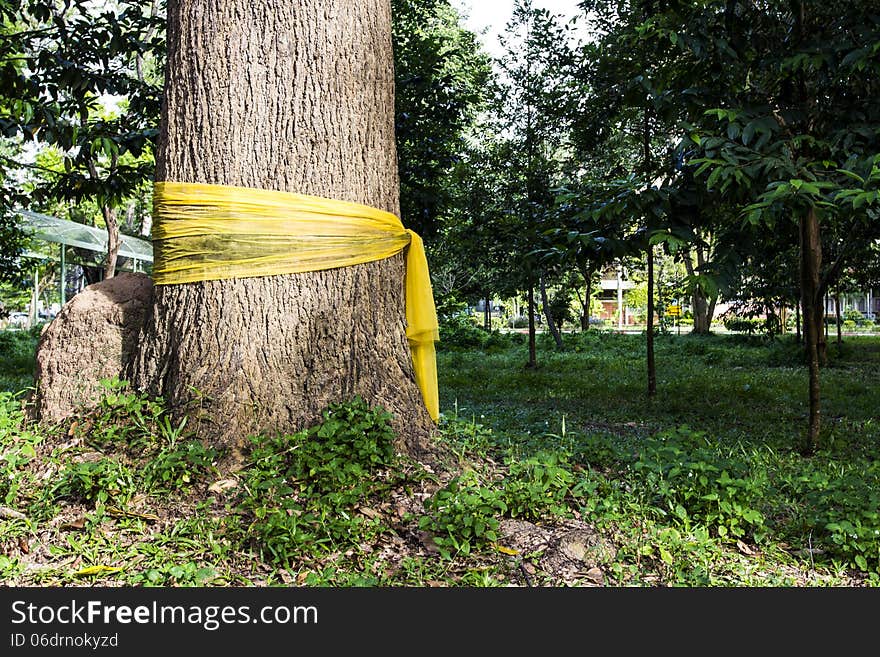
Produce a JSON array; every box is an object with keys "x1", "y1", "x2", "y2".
[
  {"x1": 0, "y1": 326, "x2": 39, "y2": 395},
  {"x1": 437, "y1": 330, "x2": 880, "y2": 584},
  {"x1": 1, "y1": 327, "x2": 878, "y2": 587},
  {"x1": 439, "y1": 331, "x2": 879, "y2": 449}
]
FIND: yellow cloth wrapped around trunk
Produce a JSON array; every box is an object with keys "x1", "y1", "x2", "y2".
[{"x1": 150, "y1": 181, "x2": 440, "y2": 422}]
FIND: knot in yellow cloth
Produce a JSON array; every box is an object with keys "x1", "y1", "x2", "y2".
[{"x1": 151, "y1": 181, "x2": 439, "y2": 422}]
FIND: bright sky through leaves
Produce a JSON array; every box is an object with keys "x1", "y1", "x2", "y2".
[{"x1": 452, "y1": 0, "x2": 584, "y2": 58}]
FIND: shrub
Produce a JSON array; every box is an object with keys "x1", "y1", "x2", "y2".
[
  {"x1": 419, "y1": 471, "x2": 506, "y2": 559},
  {"x1": 843, "y1": 309, "x2": 869, "y2": 327},
  {"x1": 232, "y1": 397, "x2": 406, "y2": 566},
  {"x1": 630, "y1": 426, "x2": 767, "y2": 541},
  {"x1": 52, "y1": 458, "x2": 137, "y2": 505},
  {"x1": 419, "y1": 451, "x2": 583, "y2": 559},
  {"x1": 439, "y1": 314, "x2": 488, "y2": 348},
  {"x1": 723, "y1": 315, "x2": 762, "y2": 335}
]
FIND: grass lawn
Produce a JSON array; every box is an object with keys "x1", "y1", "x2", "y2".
[{"x1": 1, "y1": 326, "x2": 878, "y2": 587}]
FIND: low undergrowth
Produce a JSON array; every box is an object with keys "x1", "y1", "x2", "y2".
[{"x1": 0, "y1": 330, "x2": 878, "y2": 586}]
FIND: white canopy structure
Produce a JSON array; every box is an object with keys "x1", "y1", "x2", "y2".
[
  {"x1": 18, "y1": 209, "x2": 154, "y2": 266},
  {"x1": 14, "y1": 209, "x2": 153, "y2": 322}
]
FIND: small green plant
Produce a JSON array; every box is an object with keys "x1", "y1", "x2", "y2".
[
  {"x1": 142, "y1": 440, "x2": 220, "y2": 492},
  {"x1": 52, "y1": 458, "x2": 137, "y2": 505},
  {"x1": 0, "y1": 392, "x2": 39, "y2": 505},
  {"x1": 631, "y1": 426, "x2": 767, "y2": 541},
  {"x1": 418, "y1": 451, "x2": 583, "y2": 560},
  {"x1": 133, "y1": 562, "x2": 218, "y2": 587},
  {"x1": 419, "y1": 471, "x2": 506, "y2": 559},
  {"x1": 781, "y1": 463, "x2": 880, "y2": 573},
  {"x1": 502, "y1": 452, "x2": 579, "y2": 520},
  {"x1": 232, "y1": 397, "x2": 407, "y2": 566}
]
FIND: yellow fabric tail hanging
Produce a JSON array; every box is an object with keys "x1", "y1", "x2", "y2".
[{"x1": 151, "y1": 181, "x2": 440, "y2": 422}]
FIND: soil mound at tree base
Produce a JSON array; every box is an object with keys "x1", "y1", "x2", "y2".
[{"x1": 31, "y1": 272, "x2": 152, "y2": 424}]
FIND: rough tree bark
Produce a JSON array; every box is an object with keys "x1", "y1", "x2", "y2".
[
  {"x1": 88, "y1": 156, "x2": 120, "y2": 279},
  {"x1": 102, "y1": 206, "x2": 119, "y2": 280},
  {"x1": 129, "y1": 0, "x2": 436, "y2": 463}
]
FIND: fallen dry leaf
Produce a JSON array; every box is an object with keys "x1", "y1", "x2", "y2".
[
  {"x1": 208, "y1": 479, "x2": 239, "y2": 494},
  {"x1": 0, "y1": 506, "x2": 27, "y2": 520},
  {"x1": 107, "y1": 507, "x2": 159, "y2": 522},
  {"x1": 74, "y1": 565, "x2": 122, "y2": 577},
  {"x1": 61, "y1": 517, "x2": 87, "y2": 531}
]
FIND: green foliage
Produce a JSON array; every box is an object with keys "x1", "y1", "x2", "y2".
[
  {"x1": 843, "y1": 309, "x2": 871, "y2": 327},
  {"x1": 232, "y1": 397, "x2": 406, "y2": 567},
  {"x1": 142, "y1": 439, "x2": 218, "y2": 493},
  {"x1": 0, "y1": 327, "x2": 37, "y2": 392},
  {"x1": 132, "y1": 562, "x2": 218, "y2": 587},
  {"x1": 1, "y1": 334, "x2": 879, "y2": 585},
  {"x1": 419, "y1": 471, "x2": 505, "y2": 559},
  {"x1": 0, "y1": 0, "x2": 163, "y2": 238},
  {"x1": 438, "y1": 334, "x2": 880, "y2": 579},
  {"x1": 0, "y1": 391, "x2": 37, "y2": 503},
  {"x1": 52, "y1": 458, "x2": 137, "y2": 505},
  {"x1": 419, "y1": 449, "x2": 582, "y2": 559},
  {"x1": 439, "y1": 313, "x2": 490, "y2": 347},
  {"x1": 722, "y1": 315, "x2": 763, "y2": 335},
  {"x1": 392, "y1": 0, "x2": 492, "y2": 236},
  {"x1": 438, "y1": 314, "x2": 525, "y2": 350},
  {"x1": 47, "y1": 379, "x2": 220, "y2": 505},
  {"x1": 778, "y1": 462, "x2": 880, "y2": 573},
  {"x1": 503, "y1": 452, "x2": 580, "y2": 520},
  {"x1": 630, "y1": 426, "x2": 767, "y2": 541},
  {"x1": 544, "y1": 287, "x2": 574, "y2": 329}
]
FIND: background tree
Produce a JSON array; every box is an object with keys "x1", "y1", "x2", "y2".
[
  {"x1": 678, "y1": 1, "x2": 880, "y2": 451},
  {"x1": 495, "y1": 0, "x2": 579, "y2": 364},
  {"x1": 0, "y1": 0, "x2": 163, "y2": 279},
  {"x1": 392, "y1": 0, "x2": 492, "y2": 237}
]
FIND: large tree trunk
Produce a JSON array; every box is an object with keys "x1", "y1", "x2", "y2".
[
  {"x1": 129, "y1": 0, "x2": 435, "y2": 464},
  {"x1": 799, "y1": 206, "x2": 822, "y2": 453}
]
